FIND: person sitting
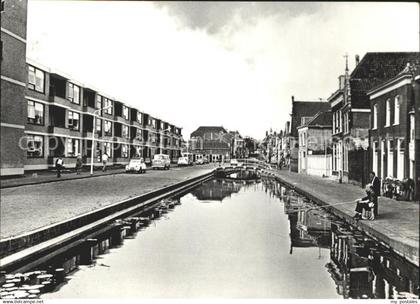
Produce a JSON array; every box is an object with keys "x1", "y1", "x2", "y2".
[{"x1": 353, "y1": 184, "x2": 375, "y2": 220}]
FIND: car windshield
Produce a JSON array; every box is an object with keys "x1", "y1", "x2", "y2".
[{"x1": 130, "y1": 159, "x2": 142, "y2": 164}]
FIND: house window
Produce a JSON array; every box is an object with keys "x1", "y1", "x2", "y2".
[
  {"x1": 27, "y1": 100, "x2": 44, "y2": 125},
  {"x1": 68, "y1": 83, "x2": 80, "y2": 104},
  {"x1": 394, "y1": 96, "x2": 400, "y2": 125},
  {"x1": 122, "y1": 106, "x2": 129, "y2": 120},
  {"x1": 373, "y1": 104, "x2": 377, "y2": 129},
  {"x1": 122, "y1": 125, "x2": 129, "y2": 138},
  {"x1": 104, "y1": 120, "x2": 112, "y2": 136},
  {"x1": 68, "y1": 111, "x2": 80, "y2": 130},
  {"x1": 385, "y1": 99, "x2": 391, "y2": 126},
  {"x1": 27, "y1": 135, "x2": 43, "y2": 158},
  {"x1": 28, "y1": 65, "x2": 45, "y2": 93},
  {"x1": 67, "y1": 138, "x2": 80, "y2": 157},
  {"x1": 96, "y1": 118, "x2": 102, "y2": 133},
  {"x1": 96, "y1": 95, "x2": 102, "y2": 109},
  {"x1": 137, "y1": 112, "x2": 142, "y2": 124},
  {"x1": 103, "y1": 98, "x2": 113, "y2": 115},
  {"x1": 122, "y1": 144, "x2": 129, "y2": 158},
  {"x1": 103, "y1": 142, "x2": 112, "y2": 157}
]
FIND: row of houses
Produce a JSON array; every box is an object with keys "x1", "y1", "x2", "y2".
[
  {"x1": 187, "y1": 126, "x2": 259, "y2": 162},
  {"x1": 0, "y1": 0, "x2": 182, "y2": 176},
  {"x1": 266, "y1": 52, "x2": 420, "y2": 201}
]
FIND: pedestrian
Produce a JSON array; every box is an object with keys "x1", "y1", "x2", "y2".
[
  {"x1": 353, "y1": 184, "x2": 375, "y2": 220},
  {"x1": 369, "y1": 171, "x2": 380, "y2": 216},
  {"x1": 75, "y1": 154, "x2": 83, "y2": 175},
  {"x1": 55, "y1": 155, "x2": 64, "y2": 178},
  {"x1": 102, "y1": 152, "x2": 108, "y2": 172}
]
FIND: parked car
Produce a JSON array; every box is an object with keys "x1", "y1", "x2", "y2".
[
  {"x1": 152, "y1": 154, "x2": 171, "y2": 170},
  {"x1": 125, "y1": 158, "x2": 147, "y2": 173},
  {"x1": 195, "y1": 158, "x2": 204, "y2": 165},
  {"x1": 177, "y1": 156, "x2": 190, "y2": 166}
]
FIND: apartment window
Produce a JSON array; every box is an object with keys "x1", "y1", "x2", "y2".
[
  {"x1": 27, "y1": 100, "x2": 44, "y2": 125},
  {"x1": 394, "y1": 96, "x2": 400, "y2": 125},
  {"x1": 103, "y1": 142, "x2": 112, "y2": 157},
  {"x1": 122, "y1": 106, "x2": 129, "y2": 120},
  {"x1": 68, "y1": 83, "x2": 80, "y2": 104},
  {"x1": 136, "y1": 128, "x2": 142, "y2": 140},
  {"x1": 28, "y1": 65, "x2": 45, "y2": 93},
  {"x1": 96, "y1": 118, "x2": 102, "y2": 133},
  {"x1": 103, "y1": 98, "x2": 113, "y2": 115},
  {"x1": 27, "y1": 135, "x2": 43, "y2": 158},
  {"x1": 373, "y1": 104, "x2": 378, "y2": 129},
  {"x1": 67, "y1": 138, "x2": 80, "y2": 157},
  {"x1": 68, "y1": 111, "x2": 80, "y2": 130},
  {"x1": 122, "y1": 145, "x2": 129, "y2": 158},
  {"x1": 385, "y1": 99, "x2": 391, "y2": 126},
  {"x1": 104, "y1": 120, "x2": 112, "y2": 136},
  {"x1": 96, "y1": 95, "x2": 102, "y2": 109},
  {"x1": 122, "y1": 125, "x2": 129, "y2": 138}
]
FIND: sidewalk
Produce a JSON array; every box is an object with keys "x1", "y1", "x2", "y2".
[
  {"x1": 269, "y1": 168, "x2": 419, "y2": 266},
  {"x1": 0, "y1": 167, "x2": 126, "y2": 189}
]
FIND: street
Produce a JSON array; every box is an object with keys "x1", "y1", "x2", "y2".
[{"x1": 0, "y1": 165, "x2": 214, "y2": 239}]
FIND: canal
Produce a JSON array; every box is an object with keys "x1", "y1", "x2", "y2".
[{"x1": 2, "y1": 178, "x2": 419, "y2": 299}]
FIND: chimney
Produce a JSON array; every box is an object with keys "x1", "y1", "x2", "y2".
[
  {"x1": 291, "y1": 95, "x2": 295, "y2": 102},
  {"x1": 355, "y1": 54, "x2": 360, "y2": 66}
]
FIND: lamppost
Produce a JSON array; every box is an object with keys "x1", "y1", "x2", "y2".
[{"x1": 90, "y1": 105, "x2": 112, "y2": 175}]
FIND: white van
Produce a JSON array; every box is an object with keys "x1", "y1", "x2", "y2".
[{"x1": 152, "y1": 154, "x2": 171, "y2": 170}]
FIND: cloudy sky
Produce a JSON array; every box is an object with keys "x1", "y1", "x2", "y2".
[{"x1": 26, "y1": 1, "x2": 419, "y2": 140}]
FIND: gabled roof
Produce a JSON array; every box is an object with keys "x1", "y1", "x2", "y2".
[
  {"x1": 298, "y1": 111, "x2": 332, "y2": 129},
  {"x1": 290, "y1": 101, "x2": 330, "y2": 137},
  {"x1": 190, "y1": 126, "x2": 227, "y2": 138},
  {"x1": 350, "y1": 52, "x2": 420, "y2": 108}
]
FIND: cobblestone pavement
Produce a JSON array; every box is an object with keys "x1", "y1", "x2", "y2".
[
  {"x1": 270, "y1": 168, "x2": 419, "y2": 265},
  {"x1": 0, "y1": 165, "x2": 216, "y2": 239}
]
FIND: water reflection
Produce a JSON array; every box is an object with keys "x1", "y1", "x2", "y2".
[
  {"x1": 262, "y1": 179, "x2": 419, "y2": 299},
  {"x1": 190, "y1": 178, "x2": 244, "y2": 202},
  {"x1": 1, "y1": 179, "x2": 418, "y2": 299}
]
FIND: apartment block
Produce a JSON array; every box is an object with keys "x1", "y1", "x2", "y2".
[
  {"x1": 1, "y1": 0, "x2": 28, "y2": 175},
  {"x1": 21, "y1": 60, "x2": 183, "y2": 172}
]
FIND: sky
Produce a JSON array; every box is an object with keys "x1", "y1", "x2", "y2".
[{"x1": 26, "y1": 1, "x2": 419, "y2": 140}]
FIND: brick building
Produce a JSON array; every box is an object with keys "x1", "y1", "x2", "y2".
[
  {"x1": 1, "y1": 0, "x2": 28, "y2": 175},
  {"x1": 190, "y1": 126, "x2": 231, "y2": 162},
  {"x1": 297, "y1": 110, "x2": 332, "y2": 177},
  {"x1": 367, "y1": 62, "x2": 420, "y2": 200},
  {"x1": 328, "y1": 52, "x2": 419, "y2": 186},
  {"x1": 20, "y1": 60, "x2": 183, "y2": 172},
  {"x1": 288, "y1": 96, "x2": 330, "y2": 172}
]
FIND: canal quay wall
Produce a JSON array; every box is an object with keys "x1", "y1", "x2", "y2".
[
  {"x1": 264, "y1": 168, "x2": 419, "y2": 267},
  {"x1": 0, "y1": 166, "x2": 215, "y2": 271}
]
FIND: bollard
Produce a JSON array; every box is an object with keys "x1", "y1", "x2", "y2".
[{"x1": 54, "y1": 268, "x2": 65, "y2": 284}]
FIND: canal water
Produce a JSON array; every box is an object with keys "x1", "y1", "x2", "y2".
[{"x1": 13, "y1": 178, "x2": 419, "y2": 299}]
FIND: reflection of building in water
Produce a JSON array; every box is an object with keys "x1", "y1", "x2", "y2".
[
  {"x1": 327, "y1": 222, "x2": 419, "y2": 299},
  {"x1": 262, "y1": 178, "x2": 283, "y2": 198},
  {"x1": 190, "y1": 179, "x2": 242, "y2": 201},
  {"x1": 288, "y1": 208, "x2": 332, "y2": 253}
]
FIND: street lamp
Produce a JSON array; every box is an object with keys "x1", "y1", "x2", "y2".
[{"x1": 90, "y1": 105, "x2": 112, "y2": 175}]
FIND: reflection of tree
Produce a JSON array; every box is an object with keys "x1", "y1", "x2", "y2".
[{"x1": 190, "y1": 179, "x2": 242, "y2": 201}]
